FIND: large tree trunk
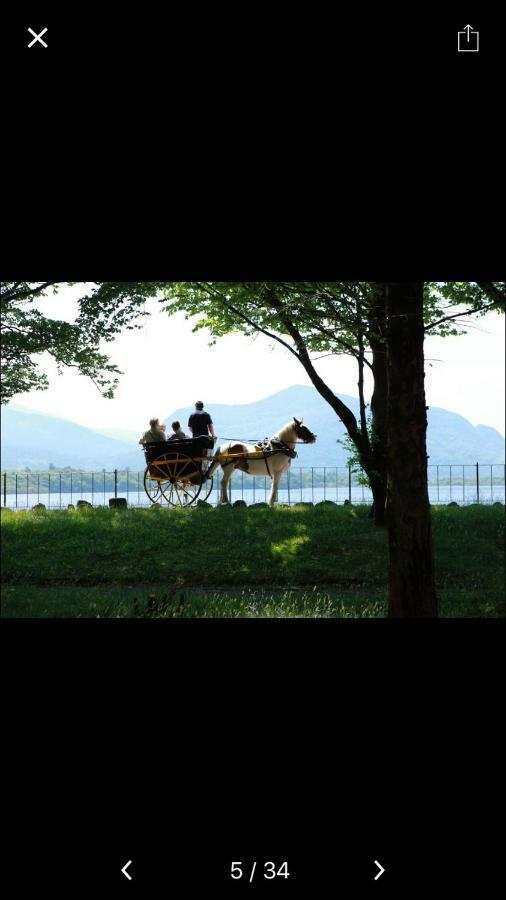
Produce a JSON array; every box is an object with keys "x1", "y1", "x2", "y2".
[
  {"x1": 369, "y1": 476, "x2": 387, "y2": 525},
  {"x1": 385, "y1": 283, "x2": 437, "y2": 617},
  {"x1": 368, "y1": 286, "x2": 388, "y2": 526}
]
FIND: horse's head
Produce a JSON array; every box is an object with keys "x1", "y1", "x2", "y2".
[{"x1": 293, "y1": 417, "x2": 316, "y2": 444}]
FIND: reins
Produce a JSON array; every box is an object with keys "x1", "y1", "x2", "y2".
[{"x1": 215, "y1": 435, "x2": 312, "y2": 445}]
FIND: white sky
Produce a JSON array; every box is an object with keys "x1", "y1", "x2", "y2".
[{"x1": 6, "y1": 283, "x2": 505, "y2": 436}]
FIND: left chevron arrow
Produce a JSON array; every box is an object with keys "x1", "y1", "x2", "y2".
[{"x1": 121, "y1": 860, "x2": 133, "y2": 881}]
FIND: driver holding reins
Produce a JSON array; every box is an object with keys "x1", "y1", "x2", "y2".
[{"x1": 188, "y1": 401, "x2": 216, "y2": 462}]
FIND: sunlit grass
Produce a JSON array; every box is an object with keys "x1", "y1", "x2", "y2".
[{"x1": 1, "y1": 503, "x2": 504, "y2": 617}]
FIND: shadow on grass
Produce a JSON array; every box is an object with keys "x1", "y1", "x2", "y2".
[{"x1": 1, "y1": 504, "x2": 504, "y2": 617}]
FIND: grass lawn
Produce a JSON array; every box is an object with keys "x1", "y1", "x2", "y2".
[{"x1": 1, "y1": 503, "x2": 504, "y2": 618}]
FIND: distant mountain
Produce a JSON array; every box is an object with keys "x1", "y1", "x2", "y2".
[
  {"x1": 1, "y1": 389, "x2": 504, "y2": 470},
  {"x1": 166, "y1": 386, "x2": 505, "y2": 468},
  {"x1": 1, "y1": 406, "x2": 142, "y2": 470},
  {"x1": 93, "y1": 427, "x2": 140, "y2": 443}
]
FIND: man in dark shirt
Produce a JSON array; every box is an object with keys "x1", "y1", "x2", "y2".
[{"x1": 188, "y1": 401, "x2": 215, "y2": 444}]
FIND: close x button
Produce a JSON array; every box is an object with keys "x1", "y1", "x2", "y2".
[{"x1": 27, "y1": 26, "x2": 48, "y2": 48}]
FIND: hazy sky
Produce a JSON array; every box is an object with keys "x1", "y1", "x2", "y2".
[{"x1": 6, "y1": 284, "x2": 505, "y2": 436}]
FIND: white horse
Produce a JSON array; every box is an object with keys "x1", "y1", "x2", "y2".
[{"x1": 207, "y1": 418, "x2": 316, "y2": 506}]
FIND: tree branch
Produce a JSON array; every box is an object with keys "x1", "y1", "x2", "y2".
[
  {"x1": 263, "y1": 287, "x2": 366, "y2": 447},
  {"x1": 1, "y1": 282, "x2": 57, "y2": 304},
  {"x1": 198, "y1": 284, "x2": 302, "y2": 360},
  {"x1": 356, "y1": 301, "x2": 371, "y2": 453},
  {"x1": 424, "y1": 301, "x2": 499, "y2": 332}
]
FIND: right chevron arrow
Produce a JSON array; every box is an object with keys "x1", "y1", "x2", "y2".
[{"x1": 373, "y1": 860, "x2": 385, "y2": 881}]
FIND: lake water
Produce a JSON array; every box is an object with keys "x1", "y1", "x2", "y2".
[{"x1": 3, "y1": 484, "x2": 505, "y2": 509}]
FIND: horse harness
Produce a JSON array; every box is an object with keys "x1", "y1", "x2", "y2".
[{"x1": 221, "y1": 437, "x2": 298, "y2": 476}]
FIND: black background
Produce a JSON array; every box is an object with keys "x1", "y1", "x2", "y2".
[{"x1": 1, "y1": 9, "x2": 505, "y2": 896}]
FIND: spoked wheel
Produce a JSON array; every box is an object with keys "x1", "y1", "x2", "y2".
[
  {"x1": 143, "y1": 467, "x2": 168, "y2": 505},
  {"x1": 153, "y1": 452, "x2": 204, "y2": 508},
  {"x1": 160, "y1": 480, "x2": 203, "y2": 507}
]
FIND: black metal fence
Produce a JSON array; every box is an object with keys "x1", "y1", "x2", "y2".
[{"x1": 2, "y1": 464, "x2": 505, "y2": 508}]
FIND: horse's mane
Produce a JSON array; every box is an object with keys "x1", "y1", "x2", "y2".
[{"x1": 275, "y1": 421, "x2": 297, "y2": 443}]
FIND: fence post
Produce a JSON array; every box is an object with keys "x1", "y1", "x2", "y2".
[
  {"x1": 476, "y1": 462, "x2": 479, "y2": 503},
  {"x1": 437, "y1": 464, "x2": 439, "y2": 503},
  {"x1": 3, "y1": 472, "x2": 6, "y2": 507},
  {"x1": 114, "y1": 469, "x2": 118, "y2": 499},
  {"x1": 348, "y1": 464, "x2": 352, "y2": 503},
  {"x1": 15, "y1": 474, "x2": 18, "y2": 508}
]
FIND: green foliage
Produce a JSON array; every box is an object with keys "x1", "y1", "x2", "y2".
[
  {"x1": 162, "y1": 281, "x2": 382, "y2": 356},
  {"x1": 3, "y1": 280, "x2": 503, "y2": 413},
  {"x1": 0, "y1": 281, "x2": 162, "y2": 403},
  {"x1": 424, "y1": 282, "x2": 505, "y2": 336},
  {"x1": 160, "y1": 281, "x2": 504, "y2": 474},
  {"x1": 162, "y1": 281, "x2": 505, "y2": 355}
]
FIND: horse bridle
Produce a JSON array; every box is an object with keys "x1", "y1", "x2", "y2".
[{"x1": 293, "y1": 421, "x2": 317, "y2": 444}]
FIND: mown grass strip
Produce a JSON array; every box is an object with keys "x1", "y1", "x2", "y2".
[{"x1": 1, "y1": 504, "x2": 504, "y2": 617}]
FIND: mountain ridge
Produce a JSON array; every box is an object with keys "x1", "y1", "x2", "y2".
[{"x1": 2, "y1": 387, "x2": 504, "y2": 469}]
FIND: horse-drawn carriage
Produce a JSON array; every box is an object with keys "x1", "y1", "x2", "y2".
[
  {"x1": 143, "y1": 436, "x2": 215, "y2": 507},
  {"x1": 142, "y1": 418, "x2": 316, "y2": 507}
]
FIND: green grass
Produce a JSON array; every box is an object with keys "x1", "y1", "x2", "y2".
[{"x1": 1, "y1": 504, "x2": 504, "y2": 618}]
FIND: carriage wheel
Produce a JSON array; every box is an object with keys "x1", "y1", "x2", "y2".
[
  {"x1": 160, "y1": 480, "x2": 202, "y2": 507},
  {"x1": 143, "y1": 467, "x2": 168, "y2": 505},
  {"x1": 157, "y1": 451, "x2": 204, "y2": 508}
]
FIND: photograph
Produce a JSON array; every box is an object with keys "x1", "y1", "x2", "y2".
[
  {"x1": 2, "y1": 11, "x2": 505, "y2": 896},
  {"x1": 1, "y1": 280, "x2": 504, "y2": 619}
]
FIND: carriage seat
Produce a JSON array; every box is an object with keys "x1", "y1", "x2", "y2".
[{"x1": 143, "y1": 435, "x2": 213, "y2": 462}]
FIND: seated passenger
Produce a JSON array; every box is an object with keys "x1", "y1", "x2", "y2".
[
  {"x1": 167, "y1": 420, "x2": 188, "y2": 442},
  {"x1": 139, "y1": 417, "x2": 166, "y2": 445}
]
